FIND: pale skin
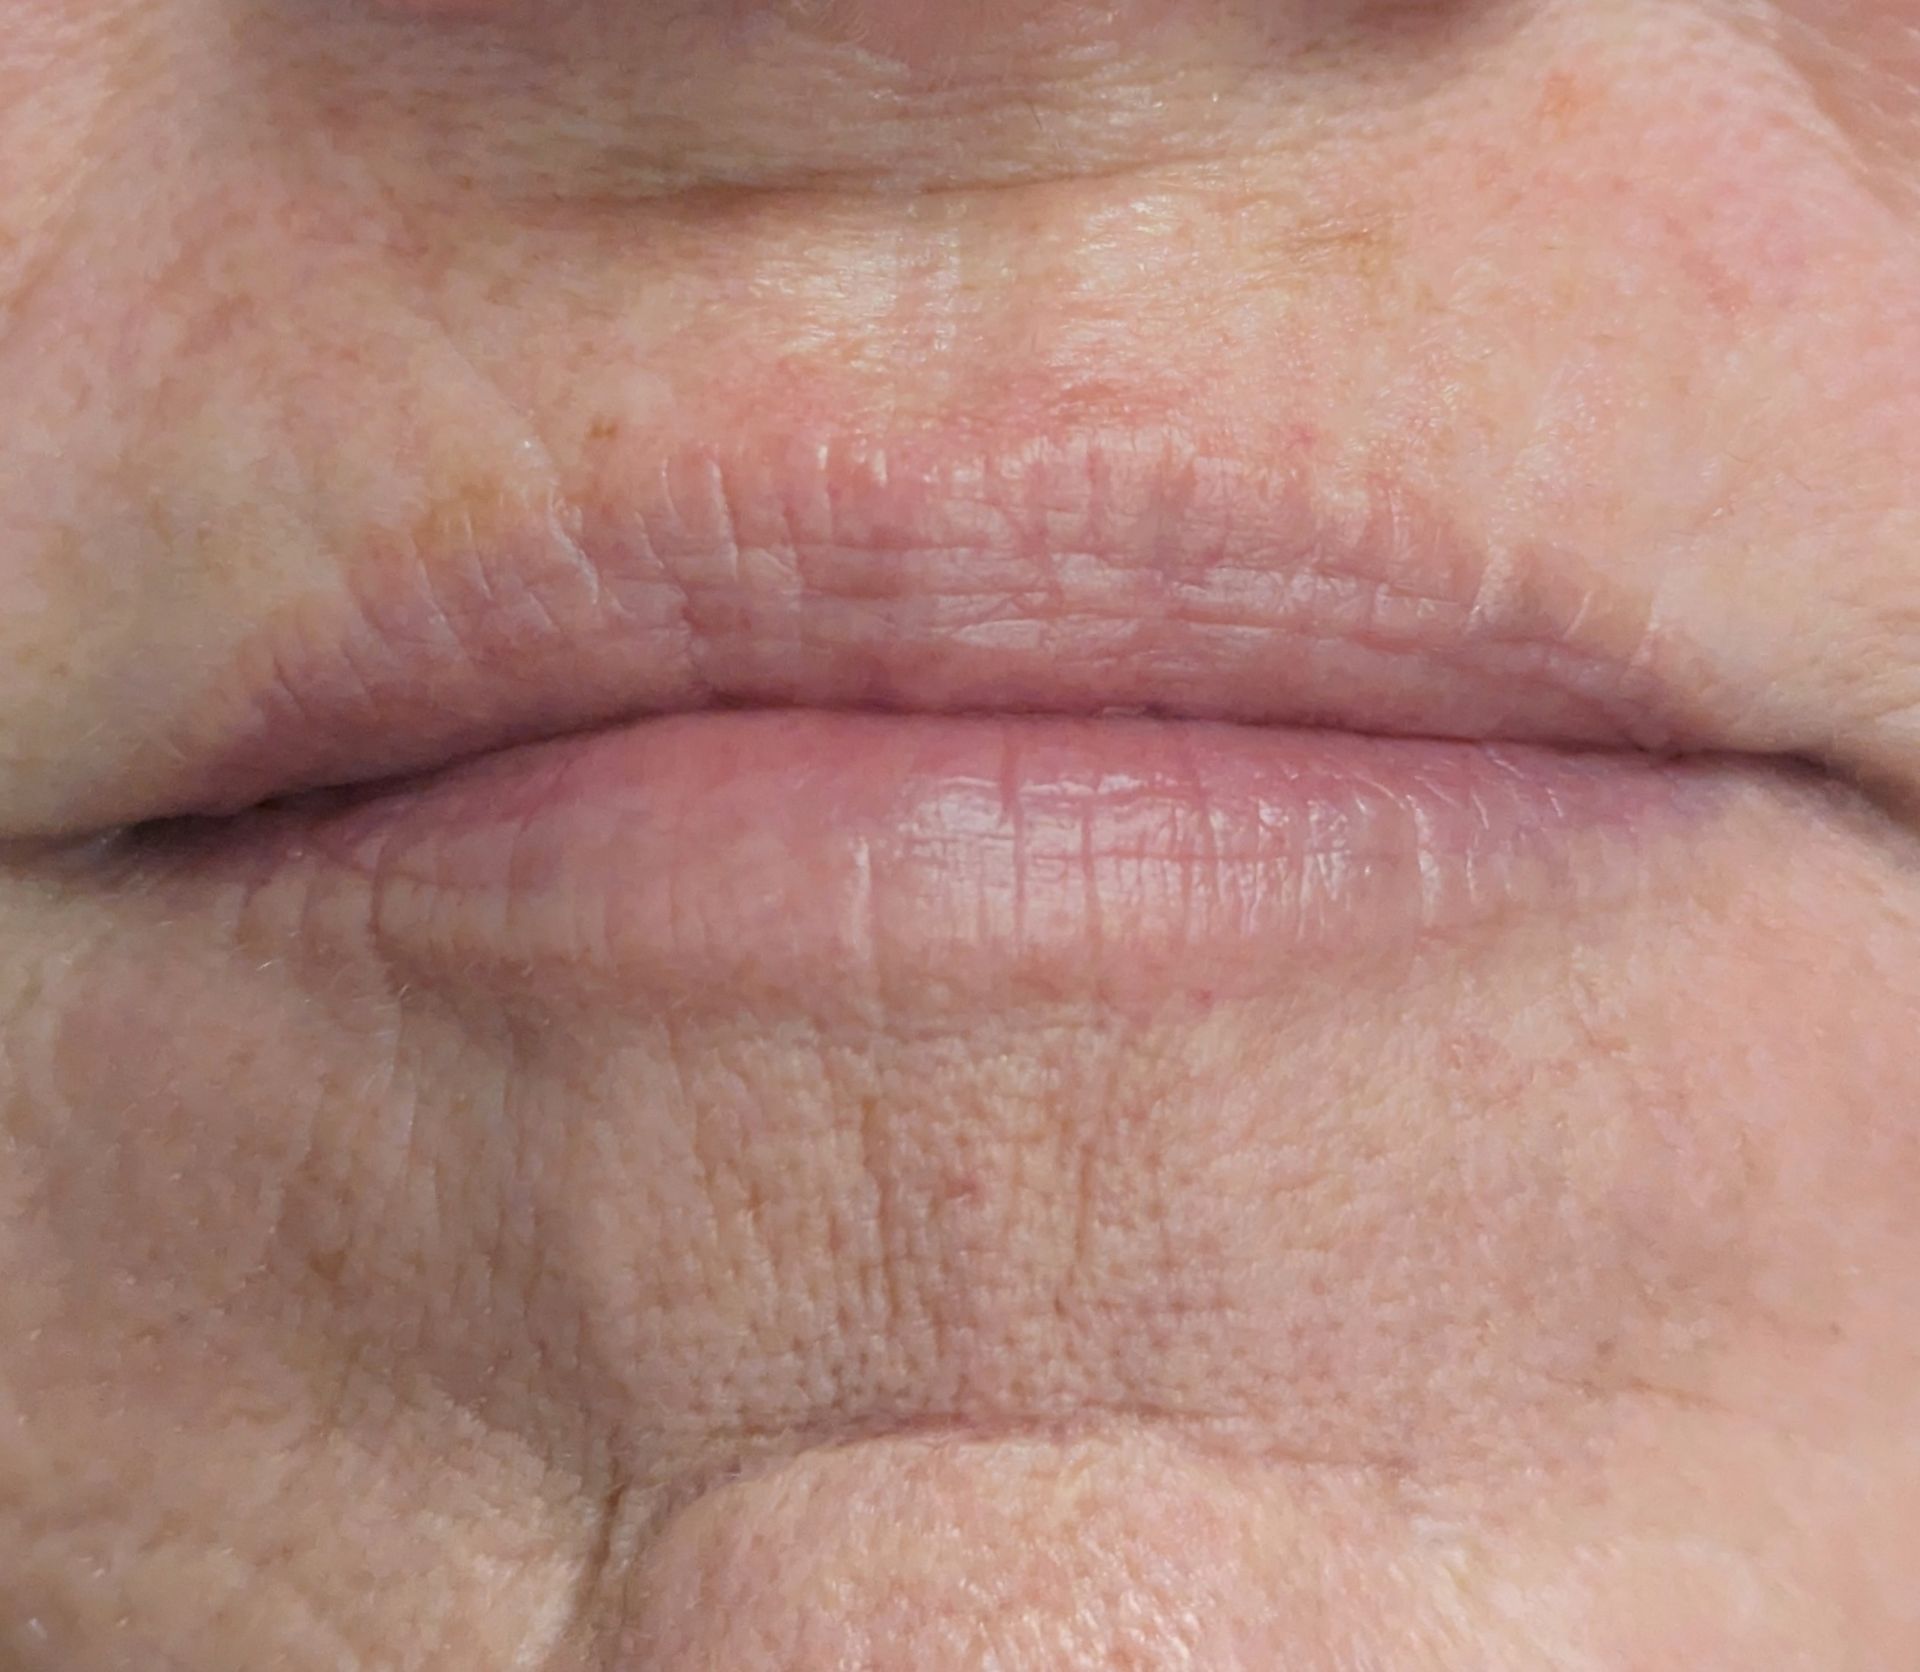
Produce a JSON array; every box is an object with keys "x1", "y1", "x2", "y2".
[{"x1": 4, "y1": 1, "x2": 1920, "y2": 1667}]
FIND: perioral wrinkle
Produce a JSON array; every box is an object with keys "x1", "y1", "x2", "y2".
[{"x1": 212, "y1": 424, "x2": 1681, "y2": 810}]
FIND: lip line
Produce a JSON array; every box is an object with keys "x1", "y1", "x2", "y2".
[
  {"x1": 4, "y1": 701, "x2": 1810, "y2": 891},
  {"x1": 136, "y1": 703, "x2": 1766, "y2": 1027},
  {"x1": 174, "y1": 698, "x2": 1715, "y2": 832}
]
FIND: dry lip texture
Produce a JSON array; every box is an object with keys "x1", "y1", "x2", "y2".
[
  {"x1": 91, "y1": 707, "x2": 1760, "y2": 1025},
  {"x1": 87, "y1": 422, "x2": 1714, "y2": 837},
  {"x1": 54, "y1": 408, "x2": 1783, "y2": 1022}
]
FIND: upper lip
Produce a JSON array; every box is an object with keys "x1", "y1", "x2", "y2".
[{"x1": 18, "y1": 421, "x2": 1765, "y2": 838}]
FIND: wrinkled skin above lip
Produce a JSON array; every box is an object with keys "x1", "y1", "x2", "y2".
[
  {"x1": 4, "y1": 3, "x2": 1920, "y2": 1669},
  {"x1": 6, "y1": 0, "x2": 1920, "y2": 837}
]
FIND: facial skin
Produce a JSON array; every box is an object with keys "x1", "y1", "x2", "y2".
[{"x1": 3, "y1": 1, "x2": 1920, "y2": 1666}]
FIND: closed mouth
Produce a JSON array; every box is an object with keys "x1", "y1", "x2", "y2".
[{"x1": 13, "y1": 417, "x2": 1856, "y2": 1018}]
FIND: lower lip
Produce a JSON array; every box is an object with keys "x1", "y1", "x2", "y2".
[{"x1": 128, "y1": 710, "x2": 1730, "y2": 1021}]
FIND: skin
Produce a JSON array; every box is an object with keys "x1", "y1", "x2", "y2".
[{"x1": 3, "y1": 0, "x2": 1920, "y2": 1666}]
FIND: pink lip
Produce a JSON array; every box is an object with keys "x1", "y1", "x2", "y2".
[
  {"x1": 69, "y1": 418, "x2": 1750, "y2": 1006},
  {"x1": 161, "y1": 422, "x2": 1696, "y2": 830},
  {"x1": 141, "y1": 708, "x2": 1738, "y2": 1023}
]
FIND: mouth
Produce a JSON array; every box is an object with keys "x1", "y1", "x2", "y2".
[{"x1": 37, "y1": 419, "x2": 1835, "y2": 1015}]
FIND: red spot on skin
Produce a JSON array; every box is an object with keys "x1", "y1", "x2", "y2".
[{"x1": 1661, "y1": 207, "x2": 1756, "y2": 320}]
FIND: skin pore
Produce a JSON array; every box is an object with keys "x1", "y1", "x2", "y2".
[{"x1": 3, "y1": 1, "x2": 1920, "y2": 1666}]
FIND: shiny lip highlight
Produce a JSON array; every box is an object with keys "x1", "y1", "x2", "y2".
[
  {"x1": 132, "y1": 421, "x2": 1705, "y2": 838},
  {"x1": 121, "y1": 708, "x2": 1749, "y2": 1026}
]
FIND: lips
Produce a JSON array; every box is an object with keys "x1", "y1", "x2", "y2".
[
  {"x1": 136, "y1": 703, "x2": 1754, "y2": 1025},
  {"x1": 17, "y1": 418, "x2": 1798, "y2": 1012},
  {"x1": 69, "y1": 420, "x2": 1717, "y2": 841}
]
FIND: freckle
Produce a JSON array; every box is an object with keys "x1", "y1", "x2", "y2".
[
  {"x1": 588, "y1": 416, "x2": 622, "y2": 444},
  {"x1": 1536, "y1": 68, "x2": 1594, "y2": 134}
]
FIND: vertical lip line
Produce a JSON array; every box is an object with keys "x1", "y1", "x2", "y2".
[{"x1": 81, "y1": 422, "x2": 1709, "y2": 847}]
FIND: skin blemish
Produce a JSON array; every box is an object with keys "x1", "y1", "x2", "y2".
[{"x1": 1535, "y1": 67, "x2": 1599, "y2": 137}]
